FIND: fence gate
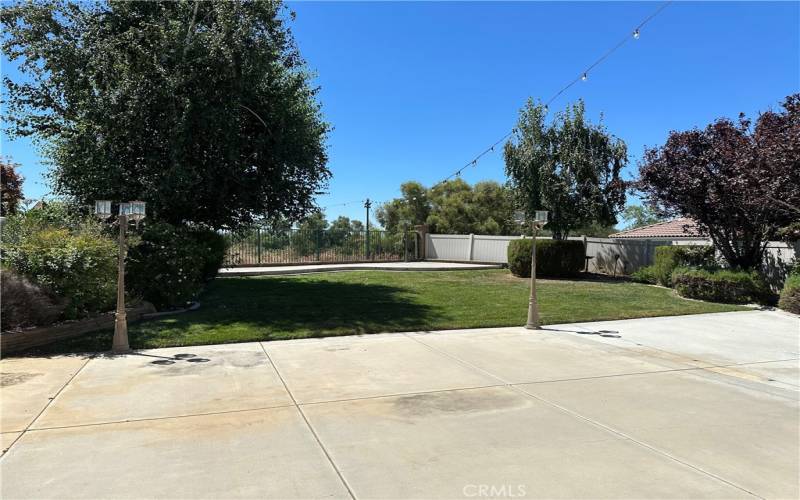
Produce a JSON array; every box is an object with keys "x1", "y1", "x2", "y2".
[{"x1": 221, "y1": 228, "x2": 418, "y2": 266}]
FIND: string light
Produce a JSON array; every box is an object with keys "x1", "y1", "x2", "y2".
[
  {"x1": 321, "y1": 199, "x2": 362, "y2": 210},
  {"x1": 430, "y1": 1, "x2": 672, "y2": 189}
]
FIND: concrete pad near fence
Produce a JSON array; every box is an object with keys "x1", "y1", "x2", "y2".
[
  {"x1": 219, "y1": 261, "x2": 501, "y2": 276},
  {"x1": 1, "y1": 310, "x2": 798, "y2": 499}
]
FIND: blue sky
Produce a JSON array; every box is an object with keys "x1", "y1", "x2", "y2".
[{"x1": 2, "y1": 1, "x2": 798, "y2": 224}]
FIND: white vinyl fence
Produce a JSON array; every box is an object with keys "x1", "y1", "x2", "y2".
[{"x1": 425, "y1": 233, "x2": 797, "y2": 287}]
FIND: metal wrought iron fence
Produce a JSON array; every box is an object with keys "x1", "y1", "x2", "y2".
[{"x1": 221, "y1": 228, "x2": 418, "y2": 266}]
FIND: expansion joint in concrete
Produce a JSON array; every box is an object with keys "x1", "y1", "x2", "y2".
[
  {"x1": 258, "y1": 342, "x2": 358, "y2": 500},
  {"x1": 402, "y1": 332, "x2": 762, "y2": 499}
]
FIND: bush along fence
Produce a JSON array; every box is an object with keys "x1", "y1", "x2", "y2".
[
  {"x1": 221, "y1": 228, "x2": 418, "y2": 266},
  {"x1": 424, "y1": 233, "x2": 797, "y2": 288}
]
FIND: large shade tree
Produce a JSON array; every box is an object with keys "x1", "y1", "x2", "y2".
[
  {"x1": 504, "y1": 99, "x2": 627, "y2": 239},
  {"x1": 1, "y1": 0, "x2": 330, "y2": 228},
  {"x1": 376, "y1": 179, "x2": 517, "y2": 235},
  {"x1": 638, "y1": 94, "x2": 800, "y2": 270}
]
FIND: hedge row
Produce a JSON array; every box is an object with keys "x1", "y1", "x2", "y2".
[
  {"x1": 1, "y1": 205, "x2": 227, "y2": 330},
  {"x1": 507, "y1": 239, "x2": 584, "y2": 278},
  {"x1": 671, "y1": 268, "x2": 772, "y2": 305},
  {"x1": 628, "y1": 244, "x2": 789, "y2": 307},
  {"x1": 632, "y1": 245, "x2": 716, "y2": 287},
  {"x1": 2, "y1": 220, "x2": 117, "y2": 319},
  {"x1": 779, "y1": 272, "x2": 800, "y2": 314}
]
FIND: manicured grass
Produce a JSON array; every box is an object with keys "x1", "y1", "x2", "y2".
[{"x1": 32, "y1": 269, "x2": 746, "y2": 354}]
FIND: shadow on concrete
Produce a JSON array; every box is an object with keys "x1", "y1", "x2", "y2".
[{"x1": 540, "y1": 327, "x2": 622, "y2": 338}]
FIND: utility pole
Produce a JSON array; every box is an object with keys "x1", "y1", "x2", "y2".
[{"x1": 364, "y1": 198, "x2": 372, "y2": 260}]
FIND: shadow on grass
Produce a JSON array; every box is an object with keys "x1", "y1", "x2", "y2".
[{"x1": 20, "y1": 277, "x2": 442, "y2": 356}]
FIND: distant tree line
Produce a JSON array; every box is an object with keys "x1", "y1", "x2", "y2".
[{"x1": 374, "y1": 178, "x2": 617, "y2": 237}]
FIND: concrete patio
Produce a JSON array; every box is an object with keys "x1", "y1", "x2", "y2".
[{"x1": 1, "y1": 310, "x2": 798, "y2": 499}]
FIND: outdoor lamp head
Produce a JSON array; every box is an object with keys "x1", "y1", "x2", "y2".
[
  {"x1": 129, "y1": 201, "x2": 146, "y2": 222},
  {"x1": 535, "y1": 210, "x2": 549, "y2": 224},
  {"x1": 94, "y1": 200, "x2": 112, "y2": 218}
]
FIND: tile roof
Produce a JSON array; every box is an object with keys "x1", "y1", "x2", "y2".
[{"x1": 610, "y1": 217, "x2": 705, "y2": 239}]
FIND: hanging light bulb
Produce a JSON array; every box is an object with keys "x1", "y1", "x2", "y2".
[
  {"x1": 633, "y1": 29, "x2": 640, "y2": 40},
  {"x1": 581, "y1": 73, "x2": 588, "y2": 81}
]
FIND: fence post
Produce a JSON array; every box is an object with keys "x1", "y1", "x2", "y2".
[
  {"x1": 316, "y1": 230, "x2": 321, "y2": 261},
  {"x1": 468, "y1": 233, "x2": 475, "y2": 261},
  {"x1": 403, "y1": 232, "x2": 409, "y2": 262},
  {"x1": 582, "y1": 234, "x2": 588, "y2": 272},
  {"x1": 414, "y1": 224, "x2": 429, "y2": 261},
  {"x1": 257, "y1": 228, "x2": 262, "y2": 264}
]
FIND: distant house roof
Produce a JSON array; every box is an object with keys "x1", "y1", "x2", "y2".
[{"x1": 610, "y1": 217, "x2": 705, "y2": 239}]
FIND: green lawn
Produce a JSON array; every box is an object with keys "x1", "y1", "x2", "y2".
[{"x1": 32, "y1": 269, "x2": 746, "y2": 354}]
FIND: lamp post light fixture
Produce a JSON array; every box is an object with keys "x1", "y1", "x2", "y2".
[
  {"x1": 514, "y1": 209, "x2": 549, "y2": 330},
  {"x1": 95, "y1": 200, "x2": 146, "y2": 353}
]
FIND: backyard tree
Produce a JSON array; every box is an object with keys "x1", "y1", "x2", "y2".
[
  {"x1": 376, "y1": 179, "x2": 517, "y2": 235},
  {"x1": 504, "y1": 99, "x2": 627, "y2": 239},
  {"x1": 638, "y1": 94, "x2": 800, "y2": 270},
  {"x1": 328, "y1": 215, "x2": 365, "y2": 246},
  {"x1": 376, "y1": 182, "x2": 432, "y2": 233},
  {"x1": 296, "y1": 211, "x2": 328, "y2": 233},
  {"x1": 621, "y1": 204, "x2": 665, "y2": 230},
  {"x1": 1, "y1": 157, "x2": 24, "y2": 216},
  {"x1": 1, "y1": 0, "x2": 330, "y2": 229}
]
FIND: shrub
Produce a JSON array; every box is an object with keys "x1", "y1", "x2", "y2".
[
  {"x1": 508, "y1": 239, "x2": 585, "y2": 278},
  {"x1": 2, "y1": 221, "x2": 117, "y2": 318},
  {"x1": 1, "y1": 201, "x2": 86, "y2": 242},
  {"x1": 127, "y1": 222, "x2": 226, "y2": 309},
  {"x1": 778, "y1": 274, "x2": 800, "y2": 314},
  {"x1": 672, "y1": 268, "x2": 773, "y2": 304},
  {"x1": 776, "y1": 222, "x2": 800, "y2": 243},
  {"x1": 190, "y1": 228, "x2": 227, "y2": 281},
  {"x1": 631, "y1": 265, "x2": 658, "y2": 284},
  {"x1": 0, "y1": 269, "x2": 65, "y2": 329},
  {"x1": 652, "y1": 245, "x2": 716, "y2": 286}
]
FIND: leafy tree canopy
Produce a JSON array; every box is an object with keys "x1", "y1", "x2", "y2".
[
  {"x1": 295, "y1": 211, "x2": 328, "y2": 233},
  {"x1": 376, "y1": 179, "x2": 517, "y2": 235},
  {"x1": 620, "y1": 204, "x2": 665, "y2": 230},
  {"x1": 2, "y1": 0, "x2": 330, "y2": 229},
  {"x1": 329, "y1": 216, "x2": 364, "y2": 233},
  {"x1": 638, "y1": 94, "x2": 800, "y2": 270},
  {"x1": 571, "y1": 222, "x2": 618, "y2": 238},
  {"x1": 1, "y1": 157, "x2": 24, "y2": 216},
  {"x1": 504, "y1": 99, "x2": 627, "y2": 239}
]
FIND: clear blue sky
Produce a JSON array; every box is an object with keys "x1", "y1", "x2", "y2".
[{"x1": 2, "y1": 1, "x2": 798, "y2": 224}]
